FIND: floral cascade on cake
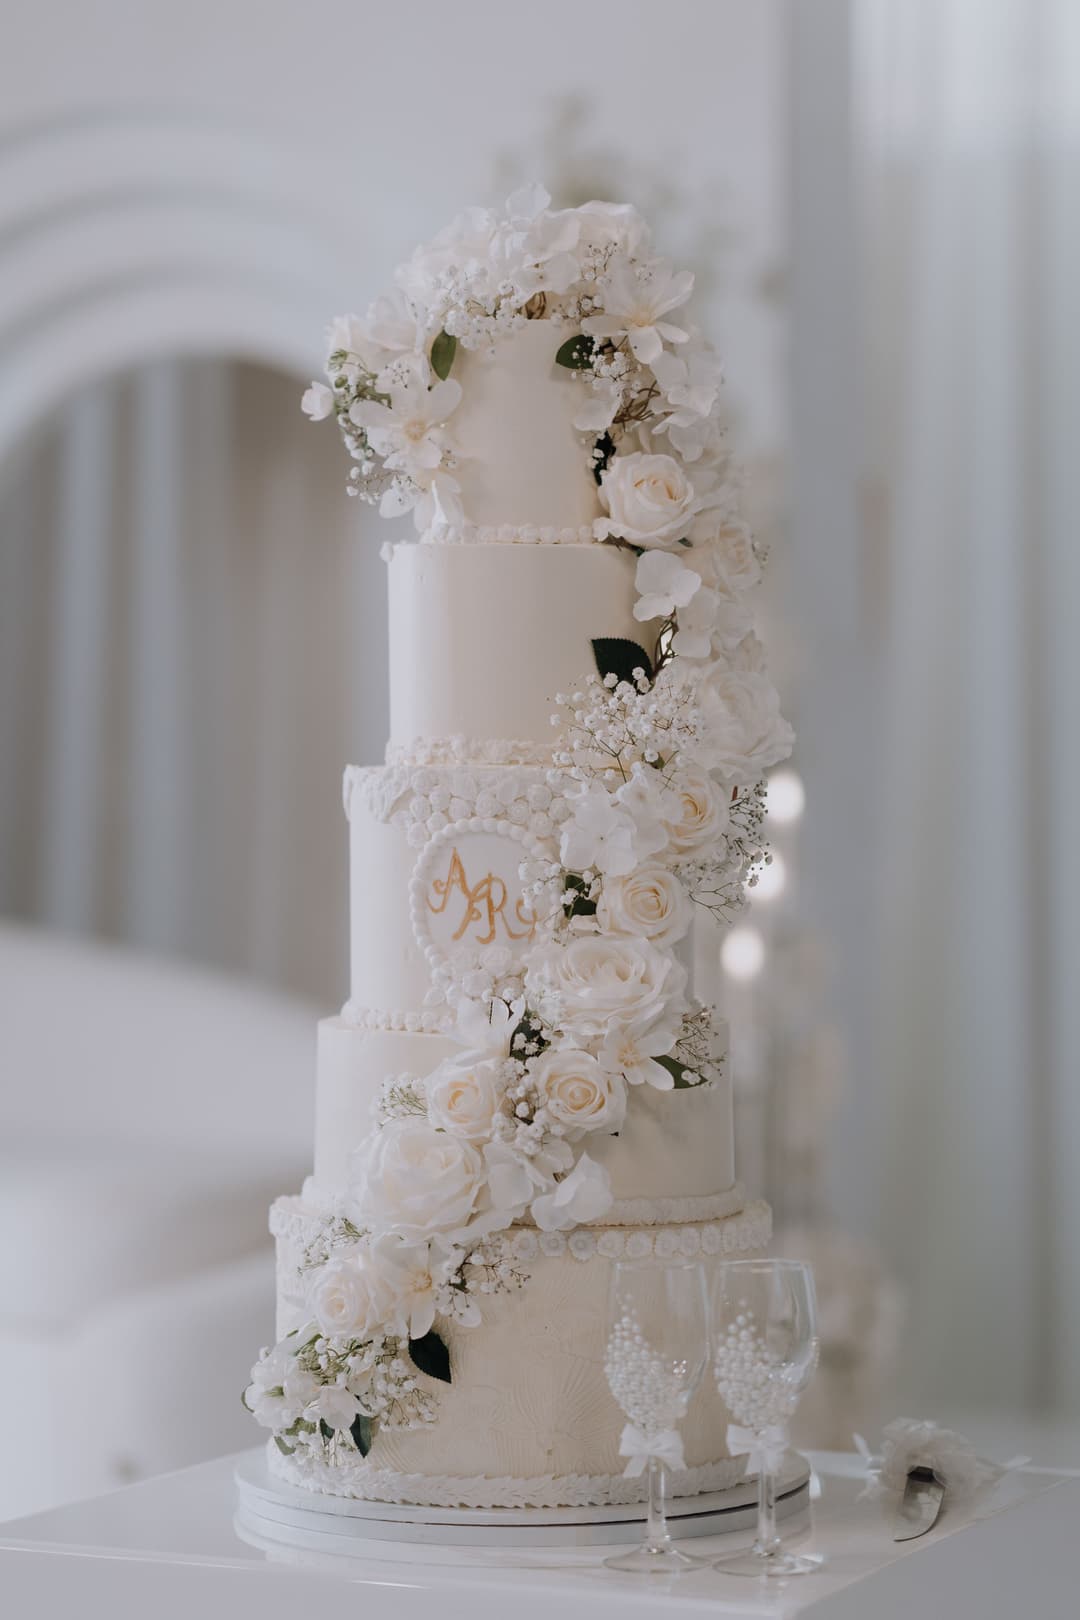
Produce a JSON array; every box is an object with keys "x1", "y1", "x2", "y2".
[{"x1": 245, "y1": 186, "x2": 793, "y2": 1511}]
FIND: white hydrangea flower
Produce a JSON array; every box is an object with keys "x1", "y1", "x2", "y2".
[
  {"x1": 301, "y1": 381, "x2": 335, "y2": 421},
  {"x1": 531, "y1": 1152, "x2": 614, "y2": 1231},
  {"x1": 348, "y1": 363, "x2": 462, "y2": 483},
  {"x1": 559, "y1": 784, "x2": 637, "y2": 877},
  {"x1": 633, "y1": 550, "x2": 702, "y2": 622}
]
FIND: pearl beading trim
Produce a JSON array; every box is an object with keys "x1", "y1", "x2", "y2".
[
  {"x1": 339, "y1": 1000, "x2": 450, "y2": 1035},
  {"x1": 272, "y1": 1194, "x2": 771, "y2": 1264},
  {"x1": 419, "y1": 523, "x2": 597, "y2": 548},
  {"x1": 268, "y1": 1440, "x2": 747, "y2": 1509}
]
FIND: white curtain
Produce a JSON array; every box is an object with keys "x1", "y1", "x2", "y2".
[
  {"x1": 0, "y1": 360, "x2": 388, "y2": 1004},
  {"x1": 857, "y1": 0, "x2": 1080, "y2": 1411}
]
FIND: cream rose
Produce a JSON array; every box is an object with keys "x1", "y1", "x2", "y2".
[
  {"x1": 525, "y1": 935, "x2": 687, "y2": 1038},
  {"x1": 350, "y1": 1117, "x2": 487, "y2": 1240},
  {"x1": 597, "y1": 862, "x2": 692, "y2": 948},
  {"x1": 596, "y1": 452, "x2": 699, "y2": 548},
  {"x1": 663, "y1": 768, "x2": 731, "y2": 857},
  {"x1": 425, "y1": 1056, "x2": 505, "y2": 1140},
  {"x1": 694, "y1": 667, "x2": 795, "y2": 779},
  {"x1": 533, "y1": 1048, "x2": 627, "y2": 1134},
  {"x1": 306, "y1": 1250, "x2": 388, "y2": 1341}
]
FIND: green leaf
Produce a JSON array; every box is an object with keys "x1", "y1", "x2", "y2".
[
  {"x1": 591, "y1": 638, "x2": 655, "y2": 688},
  {"x1": 409, "y1": 1329, "x2": 452, "y2": 1384},
  {"x1": 431, "y1": 330, "x2": 457, "y2": 380},
  {"x1": 592, "y1": 430, "x2": 616, "y2": 484},
  {"x1": 273, "y1": 1434, "x2": 296, "y2": 1456},
  {"x1": 509, "y1": 1009, "x2": 549, "y2": 1057},
  {"x1": 350, "y1": 1413, "x2": 374, "y2": 1456},
  {"x1": 654, "y1": 1053, "x2": 700, "y2": 1090},
  {"x1": 555, "y1": 333, "x2": 595, "y2": 369},
  {"x1": 319, "y1": 1419, "x2": 334, "y2": 1442},
  {"x1": 560, "y1": 872, "x2": 597, "y2": 921}
]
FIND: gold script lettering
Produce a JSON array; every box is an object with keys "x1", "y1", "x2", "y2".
[{"x1": 426, "y1": 847, "x2": 536, "y2": 945}]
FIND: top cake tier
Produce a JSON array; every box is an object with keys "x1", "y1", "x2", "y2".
[{"x1": 440, "y1": 320, "x2": 601, "y2": 536}]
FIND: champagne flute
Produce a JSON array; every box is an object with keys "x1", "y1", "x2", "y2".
[
  {"x1": 602, "y1": 1255, "x2": 709, "y2": 1574},
  {"x1": 711, "y1": 1258, "x2": 822, "y2": 1577}
]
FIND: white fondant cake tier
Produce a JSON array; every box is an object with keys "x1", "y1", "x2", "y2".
[
  {"x1": 271, "y1": 1194, "x2": 770, "y2": 1506},
  {"x1": 311, "y1": 1016, "x2": 737, "y2": 1214},
  {"x1": 444, "y1": 321, "x2": 602, "y2": 532},
  {"x1": 387, "y1": 541, "x2": 655, "y2": 752}
]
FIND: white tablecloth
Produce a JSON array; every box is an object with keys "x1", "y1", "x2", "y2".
[{"x1": 0, "y1": 1448, "x2": 1075, "y2": 1618}]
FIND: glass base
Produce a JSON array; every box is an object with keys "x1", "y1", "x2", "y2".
[
  {"x1": 604, "y1": 1540, "x2": 709, "y2": 1574},
  {"x1": 714, "y1": 1548, "x2": 824, "y2": 1579}
]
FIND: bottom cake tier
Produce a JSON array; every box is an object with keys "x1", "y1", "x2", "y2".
[{"x1": 269, "y1": 1194, "x2": 772, "y2": 1509}]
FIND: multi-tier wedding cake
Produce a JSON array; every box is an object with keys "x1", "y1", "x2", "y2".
[{"x1": 245, "y1": 187, "x2": 793, "y2": 1513}]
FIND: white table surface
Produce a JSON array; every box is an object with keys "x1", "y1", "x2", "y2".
[{"x1": 0, "y1": 1447, "x2": 1075, "y2": 1619}]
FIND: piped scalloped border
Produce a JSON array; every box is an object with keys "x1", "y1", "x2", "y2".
[
  {"x1": 268, "y1": 1439, "x2": 748, "y2": 1509},
  {"x1": 272, "y1": 1193, "x2": 772, "y2": 1265},
  {"x1": 339, "y1": 999, "x2": 450, "y2": 1034}
]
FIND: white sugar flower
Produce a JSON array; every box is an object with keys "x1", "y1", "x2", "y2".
[
  {"x1": 663, "y1": 767, "x2": 731, "y2": 857},
  {"x1": 671, "y1": 584, "x2": 722, "y2": 658},
  {"x1": 531, "y1": 1152, "x2": 614, "y2": 1232},
  {"x1": 366, "y1": 1231, "x2": 450, "y2": 1341},
  {"x1": 481, "y1": 1134, "x2": 572, "y2": 1215},
  {"x1": 583, "y1": 255, "x2": 694, "y2": 365},
  {"x1": 350, "y1": 1117, "x2": 487, "y2": 1241},
  {"x1": 613, "y1": 765, "x2": 681, "y2": 860},
  {"x1": 348, "y1": 362, "x2": 462, "y2": 482},
  {"x1": 634, "y1": 550, "x2": 702, "y2": 622},
  {"x1": 301, "y1": 381, "x2": 335, "y2": 421},
  {"x1": 306, "y1": 1248, "x2": 389, "y2": 1341},
  {"x1": 560, "y1": 785, "x2": 637, "y2": 877},
  {"x1": 454, "y1": 995, "x2": 519, "y2": 1057},
  {"x1": 532, "y1": 1047, "x2": 627, "y2": 1134},
  {"x1": 425, "y1": 1055, "x2": 506, "y2": 1141},
  {"x1": 526, "y1": 935, "x2": 687, "y2": 1039},
  {"x1": 650, "y1": 349, "x2": 722, "y2": 461},
  {"x1": 598, "y1": 1014, "x2": 684, "y2": 1090},
  {"x1": 595, "y1": 452, "x2": 700, "y2": 548},
  {"x1": 679, "y1": 665, "x2": 795, "y2": 780},
  {"x1": 573, "y1": 378, "x2": 621, "y2": 434},
  {"x1": 597, "y1": 862, "x2": 692, "y2": 950},
  {"x1": 245, "y1": 1340, "x2": 301, "y2": 1429},
  {"x1": 312, "y1": 1381, "x2": 360, "y2": 1433}
]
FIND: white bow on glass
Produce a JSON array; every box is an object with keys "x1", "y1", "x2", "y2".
[
  {"x1": 618, "y1": 1423, "x2": 687, "y2": 1478},
  {"x1": 726, "y1": 1423, "x2": 789, "y2": 1477}
]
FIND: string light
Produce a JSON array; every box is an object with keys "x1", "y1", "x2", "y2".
[
  {"x1": 722, "y1": 927, "x2": 766, "y2": 982},
  {"x1": 767, "y1": 768, "x2": 805, "y2": 826}
]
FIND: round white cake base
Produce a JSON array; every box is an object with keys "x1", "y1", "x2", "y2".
[{"x1": 234, "y1": 1450, "x2": 811, "y2": 1551}]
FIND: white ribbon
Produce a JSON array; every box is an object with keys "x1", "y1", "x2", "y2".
[
  {"x1": 727, "y1": 1422, "x2": 789, "y2": 1476},
  {"x1": 618, "y1": 1423, "x2": 687, "y2": 1479}
]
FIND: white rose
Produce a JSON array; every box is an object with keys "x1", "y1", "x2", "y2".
[
  {"x1": 301, "y1": 381, "x2": 335, "y2": 421},
  {"x1": 526, "y1": 936, "x2": 687, "y2": 1038},
  {"x1": 663, "y1": 768, "x2": 730, "y2": 857},
  {"x1": 533, "y1": 1048, "x2": 627, "y2": 1134},
  {"x1": 595, "y1": 452, "x2": 700, "y2": 548},
  {"x1": 694, "y1": 667, "x2": 795, "y2": 780},
  {"x1": 531, "y1": 1153, "x2": 614, "y2": 1232},
  {"x1": 306, "y1": 1250, "x2": 388, "y2": 1341},
  {"x1": 597, "y1": 862, "x2": 692, "y2": 949},
  {"x1": 710, "y1": 519, "x2": 762, "y2": 593},
  {"x1": 351, "y1": 1118, "x2": 487, "y2": 1240},
  {"x1": 425, "y1": 1056, "x2": 505, "y2": 1140}
]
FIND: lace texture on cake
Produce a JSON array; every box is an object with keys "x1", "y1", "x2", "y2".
[
  {"x1": 385, "y1": 737, "x2": 558, "y2": 768},
  {"x1": 268, "y1": 1441, "x2": 747, "y2": 1509}
]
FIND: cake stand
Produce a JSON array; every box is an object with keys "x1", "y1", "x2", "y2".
[{"x1": 234, "y1": 1449, "x2": 812, "y2": 1552}]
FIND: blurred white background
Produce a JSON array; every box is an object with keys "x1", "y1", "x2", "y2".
[{"x1": 1, "y1": 0, "x2": 1078, "y2": 1516}]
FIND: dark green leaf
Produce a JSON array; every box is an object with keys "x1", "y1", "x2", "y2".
[
  {"x1": 591, "y1": 430, "x2": 616, "y2": 484},
  {"x1": 559, "y1": 872, "x2": 597, "y2": 920},
  {"x1": 654, "y1": 1053, "x2": 700, "y2": 1089},
  {"x1": 509, "y1": 1009, "x2": 549, "y2": 1057},
  {"x1": 431, "y1": 330, "x2": 457, "y2": 380},
  {"x1": 591, "y1": 638, "x2": 655, "y2": 688},
  {"x1": 409, "y1": 1329, "x2": 452, "y2": 1384},
  {"x1": 555, "y1": 333, "x2": 595, "y2": 369},
  {"x1": 350, "y1": 1413, "x2": 374, "y2": 1456},
  {"x1": 319, "y1": 1418, "x2": 334, "y2": 1441}
]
